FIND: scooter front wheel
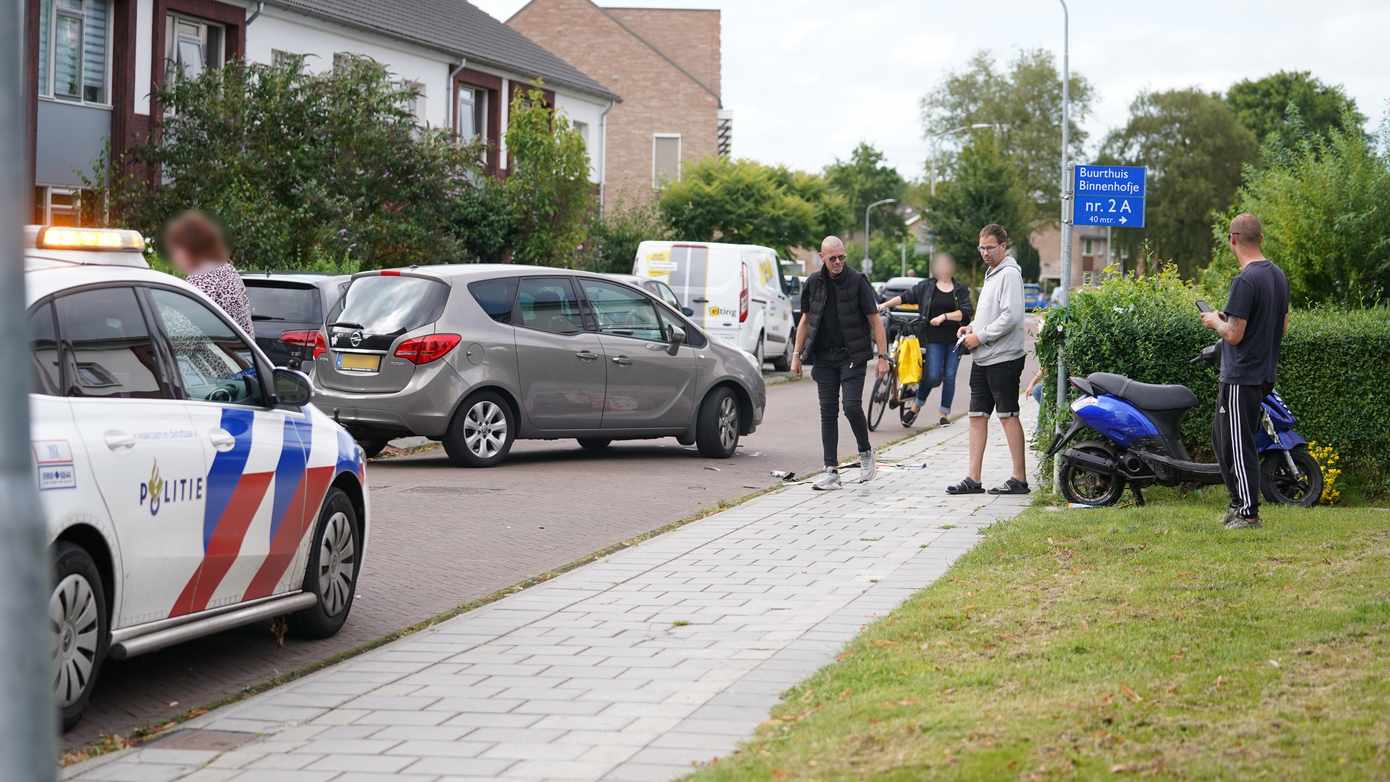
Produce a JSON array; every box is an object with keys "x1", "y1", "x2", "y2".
[
  {"x1": 1260, "y1": 446, "x2": 1322, "y2": 507},
  {"x1": 1059, "y1": 440, "x2": 1125, "y2": 507}
]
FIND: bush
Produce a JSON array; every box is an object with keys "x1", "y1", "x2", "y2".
[
  {"x1": 1036, "y1": 273, "x2": 1390, "y2": 495},
  {"x1": 577, "y1": 203, "x2": 671, "y2": 275}
]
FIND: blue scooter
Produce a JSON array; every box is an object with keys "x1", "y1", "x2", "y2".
[{"x1": 1045, "y1": 342, "x2": 1322, "y2": 508}]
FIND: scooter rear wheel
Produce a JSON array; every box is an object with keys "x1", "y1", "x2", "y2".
[
  {"x1": 1260, "y1": 446, "x2": 1322, "y2": 507},
  {"x1": 1059, "y1": 440, "x2": 1125, "y2": 507}
]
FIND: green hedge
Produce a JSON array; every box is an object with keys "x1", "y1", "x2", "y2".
[{"x1": 1036, "y1": 272, "x2": 1390, "y2": 495}]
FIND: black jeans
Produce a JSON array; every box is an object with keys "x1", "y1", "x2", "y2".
[
  {"x1": 1212, "y1": 382, "x2": 1268, "y2": 518},
  {"x1": 811, "y1": 361, "x2": 871, "y2": 468}
]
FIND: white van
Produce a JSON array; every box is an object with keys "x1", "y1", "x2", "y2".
[{"x1": 634, "y1": 241, "x2": 797, "y2": 370}]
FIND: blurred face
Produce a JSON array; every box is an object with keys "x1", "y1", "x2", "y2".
[
  {"x1": 821, "y1": 242, "x2": 847, "y2": 276},
  {"x1": 978, "y1": 233, "x2": 1006, "y2": 267},
  {"x1": 931, "y1": 255, "x2": 955, "y2": 280}
]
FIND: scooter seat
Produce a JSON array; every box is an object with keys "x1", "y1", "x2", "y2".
[{"x1": 1087, "y1": 372, "x2": 1198, "y2": 411}]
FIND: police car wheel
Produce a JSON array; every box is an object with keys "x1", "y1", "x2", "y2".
[
  {"x1": 443, "y1": 391, "x2": 516, "y2": 467},
  {"x1": 52, "y1": 542, "x2": 109, "y2": 731},
  {"x1": 289, "y1": 488, "x2": 360, "y2": 640}
]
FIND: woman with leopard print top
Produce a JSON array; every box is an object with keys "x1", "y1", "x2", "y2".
[{"x1": 163, "y1": 211, "x2": 254, "y2": 335}]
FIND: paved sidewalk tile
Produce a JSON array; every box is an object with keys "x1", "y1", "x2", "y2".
[{"x1": 66, "y1": 410, "x2": 1036, "y2": 782}]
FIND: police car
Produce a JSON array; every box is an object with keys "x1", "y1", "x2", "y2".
[{"x1": 25, "y1": 227, "x2": 369, "y2": 730}]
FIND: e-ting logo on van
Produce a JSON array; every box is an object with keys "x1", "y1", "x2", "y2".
[{"x1": 138, "y1": 461, "x2": 204, "y2": 517}]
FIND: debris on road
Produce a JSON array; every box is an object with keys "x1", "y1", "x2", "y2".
[
  {"x1": 771, "y1": 470, "x2": 796, "y2": 480},
  {"x1": 703, "y1": 465, "x2": 721, "y2": 471}
]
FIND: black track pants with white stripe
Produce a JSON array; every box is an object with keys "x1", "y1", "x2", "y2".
[{"x1": 1212, "y1": 383, "x2": 1266, "y2": 518}]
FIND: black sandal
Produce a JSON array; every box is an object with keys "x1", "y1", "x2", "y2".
[
  {"x1": 946, "y1": 477, "x2": 984, "y2": 495},
  {"x1": 988, "y1": 478, "x2": 1031, "y2": 495}
]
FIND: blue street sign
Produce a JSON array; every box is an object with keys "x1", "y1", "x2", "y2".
[{"x1": 1072, "y1": 164, "x2": 1147, "y2": 228}]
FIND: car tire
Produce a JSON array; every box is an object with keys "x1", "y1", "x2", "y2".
[
  {"x1": 770, "y1": 329, "x2": 793, "y2": 372},
  {"x1": 289, "y1": 487, "x2": 361, "y2": 640},
  {"x1": 360, "y1": 439, "x2": 389, "y2": 459},
  {"x1": 696, "y1": 386, "x2": 741, "y2": 458},
  {"x1": 577, "y1": 437, "x2": 612, "y2": 451},
  {"x1": 443, "y1": 391, "x2": 516, "y2": 467},
  {"x1": 52, "y1": 541, "x2": 109, "y2": 732}
]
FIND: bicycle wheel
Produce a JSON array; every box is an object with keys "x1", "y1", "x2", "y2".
[{"x1": 868, "y1": 368, "x2": 892, "y2": 431}]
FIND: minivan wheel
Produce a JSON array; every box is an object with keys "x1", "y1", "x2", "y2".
[
  {"x1": 770, "y1": 329, "x2": 793, "y2": 372},
  {"x1": 289, "y1": 488, "x2": 360, "y2": 639},
  {"x1": 696, "y1": 386, "x2": 741, "y2": 458},
  {"x1": 443, "y1": 391, "x2": 516, "y2": 467},
  {"x1": 52, "y1": 542, "x2": 108, "y2": 731}
]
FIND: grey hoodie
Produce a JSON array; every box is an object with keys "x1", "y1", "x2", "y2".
[{"x1": 969, "y1": 256, "x2": 1026, "y2": 366}]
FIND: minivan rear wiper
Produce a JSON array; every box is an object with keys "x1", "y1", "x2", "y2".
[{"x1": 327, "y1": 321, "x2": 364, "y2": 330}]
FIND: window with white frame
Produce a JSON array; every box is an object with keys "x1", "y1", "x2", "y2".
[
  {"x1": 34, "y1": 186, "x2": 93, "y2": 227},
  {"x1": 37, "y1": 0, "x2": 113, "y2": 105},
  {"x1": 165, "y1": 13, "x2": 224, "y2": 83},
  {"x1": 653, "y1": 134, "x2": 681, "y2": 188},
  {"x1": 457, "y1": 84, "x2": 488, "y2": 142},
  {"x1": 401, "y1": 80, "x2": 426, "y2": 123},
  {"x1": 1082, "y1": 237, "x2": 1096, "y2": 256},
  {"x1": 271, "y1": 49, "x2": 297, "y2": 68}
]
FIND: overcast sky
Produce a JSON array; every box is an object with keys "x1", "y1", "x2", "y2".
[{"x1": 474, "y1": 0, "x2": 1390, "y2": 180}]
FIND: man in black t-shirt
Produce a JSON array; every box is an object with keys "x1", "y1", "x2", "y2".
[
  {"x1": 1201, "y1": 213, "x2": 1291, "y2": 529},
  {"x1": 791, "y1": 236, "x2": 889, "y2": 491}
]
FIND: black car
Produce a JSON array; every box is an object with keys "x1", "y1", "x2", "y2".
[{"x1": 242, "y1": 273, "x2": 349, "y2": 374}]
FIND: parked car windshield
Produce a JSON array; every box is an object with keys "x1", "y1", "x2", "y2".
[
  {"x1": 330, "y1": 275, "x2": 449, "y2": 335},
  {"x1": 245, "y1": 282, "x2": 323, "y2": 324}
]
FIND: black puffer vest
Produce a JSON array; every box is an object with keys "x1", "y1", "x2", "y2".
[{"x1": 800, "y1": 267, "x2": 873, "y2": 365}]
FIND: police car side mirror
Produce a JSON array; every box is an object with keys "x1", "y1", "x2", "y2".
[{"x1": 274, "y1": 367, "x2": 313, "y2": 407}]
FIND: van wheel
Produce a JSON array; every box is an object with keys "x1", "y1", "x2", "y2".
[
  {"x1": 289, "y1": 488, "x2": 360, "y2": 639},
  {"x1": 770, "y1": 330, "x2": 793, "y2": 372},
  {"x1": 52, "y1": 542, "x2": 108, "y2": 731},
  {"x1": 696, "y1": 386, "x2": 741, "y2": 458},
  {"x1": 443, "y1": 391, "x2": 516, "y2": 467}
]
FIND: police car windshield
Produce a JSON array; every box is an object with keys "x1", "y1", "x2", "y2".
[{"x1": 329, "y1": 275, "x2": 448, "y2": 336}]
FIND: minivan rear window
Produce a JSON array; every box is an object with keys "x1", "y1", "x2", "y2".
[
  {"x1": 245, "y1": 282, "x2": 322, "y2": 324},
  {"x1": 468, "y1": 277, "x2": 518, "y2": 324},
  {"x1": 329, "y1": 275, "x2": 449, "y2": 335}
]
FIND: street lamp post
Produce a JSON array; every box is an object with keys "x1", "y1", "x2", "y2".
[
  {"x1": 1054, "y1": 0, "x2": 1072, "y2": 492},
  {"x1": 1, "y1": 6, "x2": 59, "y2": 781},
  {"x1": 863, "y1": 198, "x2": 897, "y2": 278}
]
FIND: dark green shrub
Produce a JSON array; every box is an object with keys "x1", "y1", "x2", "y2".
[{"x1": 1036, "y1": 272, "x2": 1390, "y2": 494}]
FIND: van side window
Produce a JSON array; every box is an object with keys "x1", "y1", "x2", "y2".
[
  {"x1": 516, "y1": 277, "x2": 586, "y2": 335},
  {"x1": 468, "y1": 277, "x2": 519, "y2": 324}
]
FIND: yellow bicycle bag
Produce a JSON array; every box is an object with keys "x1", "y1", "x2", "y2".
[{"x1": 896, "y1": 335, "x2": 923, "y2": 386}]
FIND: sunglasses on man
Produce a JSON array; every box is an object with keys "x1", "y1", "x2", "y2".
[{"x1": 824, "y1": 254, "x2": 847, "y2": 263}]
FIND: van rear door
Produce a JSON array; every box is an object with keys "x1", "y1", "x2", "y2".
[
  {"x1": 637, "y1": 244, "x2": 710, "y2": 329},
  {"x1": 316, "y1": 272, "x2": 449, "y2": 394}
]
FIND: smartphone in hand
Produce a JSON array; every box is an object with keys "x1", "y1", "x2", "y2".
[{"x1": 1196, "y1": 300, "x2": 1213, "y2": 314}]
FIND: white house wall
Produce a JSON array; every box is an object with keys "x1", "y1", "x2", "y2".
[
  {"x1": 554, "y1": 92, "x2": 605, "y2": 184},
  {"x1": 243, "y1": 9, "x2": 453, "y2": 128}
]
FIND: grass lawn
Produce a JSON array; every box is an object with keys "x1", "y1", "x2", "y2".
[{"x1": 690, "y1": 491, "x2": 1390, "y2": 780}]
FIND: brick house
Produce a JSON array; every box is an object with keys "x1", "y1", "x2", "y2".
[
  {"x1": 23, "y1": 0, "x2": 617, "y2": 225},
  {"x1": 507, "y1": 0, "x2": 729, "y2": 210}
]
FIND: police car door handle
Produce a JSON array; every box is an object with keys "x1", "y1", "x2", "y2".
[
  {"x1": 209, "y1": 429, "x2": 237, "y2": 452},
  {"x1": 103, "y1": 431, "x2": 136, "y2": 451}
]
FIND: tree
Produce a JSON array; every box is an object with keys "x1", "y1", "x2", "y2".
[
  {"x1": 1203, "y1": 120, "x2": 1390, "y2": 308},
  {"x1": 101, "y1": 56, "x2": 495, "y2": 270},
  {"x1": 777, "y1": 168, "x2": 851, "y2": 244},
  {"x1": 923, "y1": 134, "x2": 1032, "y2": 287},
  {"x1": 920, "y1": 49, "x2": 1093, "y2": 223},
  {"x1": 1226, "y1": 70, "x2": 1366, "y2": 149},
  {"x1": 657, "y1": 157, "x2": 821, "y2": 254},
  {"x1": 1101, "y1": 88, "x2": 1258, "y2": 277},
  {"x1": 823, "y1": 142, "x2": 906, "y2": 239},
  {"x1": 504, "y1": 85, "x2": 593, "y2": 266},
  {"x1": 576, "y1": 203, "x2": 672, "y2": 275}
]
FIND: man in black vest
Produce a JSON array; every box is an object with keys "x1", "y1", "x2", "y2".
[{"x1": 791, "y1": 236, "x2": 889, "y2": 491}]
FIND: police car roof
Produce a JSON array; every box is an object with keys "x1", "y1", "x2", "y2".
[{"x1": 25, "y1": 260, "x2": 194, "y2": 305}]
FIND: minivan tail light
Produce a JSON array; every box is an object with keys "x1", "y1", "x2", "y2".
[
  {"x1": 394, "y1": 333, "x2": 461, "y2": 365},
  {"x1": 738, "y1": 264, "x2": 749, "y2": 323},
  {"x1": 280, "y1": 330, "x2": 327, "y2": 359}
]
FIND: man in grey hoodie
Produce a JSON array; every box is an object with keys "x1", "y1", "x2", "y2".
[{"x1": 947, "y1": 224, "x2": 1030, "y2": 495}]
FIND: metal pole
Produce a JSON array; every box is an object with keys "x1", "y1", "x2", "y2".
[
  {"x1": 863, "y1": 198, "x2": 897, "y2": 279},
  {"x1": 2, "y1": 5, "x2": 59, "y2": 779},
  {"x1": 1054, "y1": 0, "x2": 1071, "y2": 493},
  {"x1": 901, "y1": 241, "x2": 907, "y2": 277}
]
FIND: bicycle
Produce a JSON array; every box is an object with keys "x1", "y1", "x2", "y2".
[{"x1": 868, "y1": 312, "x2": 923, "y2": 431}]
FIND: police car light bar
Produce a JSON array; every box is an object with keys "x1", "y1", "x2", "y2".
[{"x1": 36, "y1": 226, "x2": 146, "y2": 252}]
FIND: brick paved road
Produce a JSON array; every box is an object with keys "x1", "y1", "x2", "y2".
[
  {"x1": 65, "y1": 341, "x2": 1039, "y2": 753},
  {"x1": 65, "y1": 405, "x2": 1038, "y2": 781}
]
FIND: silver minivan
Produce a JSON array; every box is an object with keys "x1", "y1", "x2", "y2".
[{"x1": 310, "y1": 265, "x2": 766, "y2": 466}]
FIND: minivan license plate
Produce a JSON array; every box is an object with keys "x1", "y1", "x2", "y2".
[{"x1": 337, "y1": 353, "x2": 381, "y2": 372}]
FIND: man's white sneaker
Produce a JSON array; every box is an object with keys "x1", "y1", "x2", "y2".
[
  {"x1": 812, "y1": 469, "x2": 842, "y2": 491},
  {"x1": 858, "y1": 449, "x2": 877, "y2": 483}
]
